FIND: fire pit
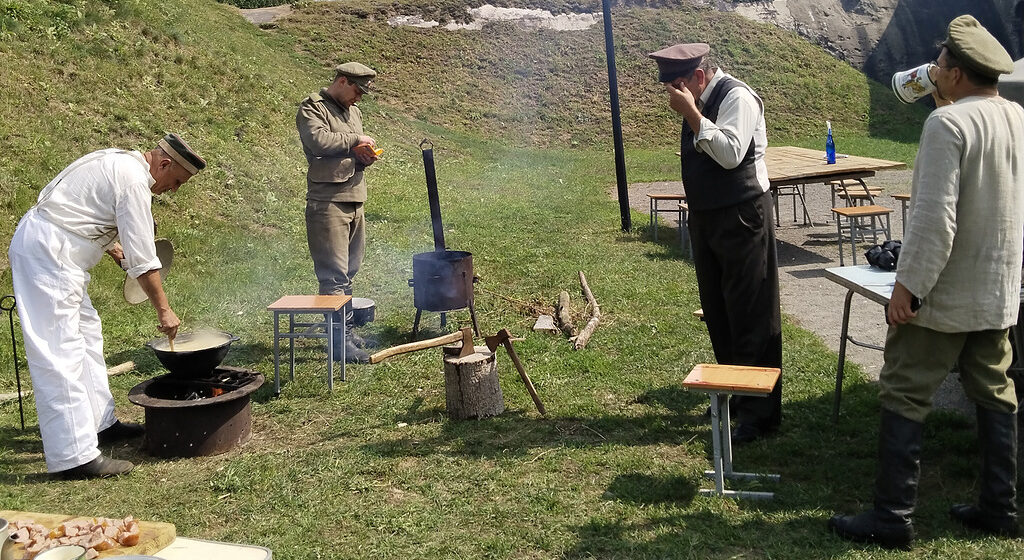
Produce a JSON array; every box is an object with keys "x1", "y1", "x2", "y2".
[{"x1": 128, "y1": 366, "x2": 263, "y2": 458}]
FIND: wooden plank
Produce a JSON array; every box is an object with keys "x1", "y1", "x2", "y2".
[
  {"x1": 532, "y1": 314, "x2": 558, "y2": 333},
  {"x1": 0, "y1": 510, "x2": 176, "y2": 559},
  {"x1": 682, "y1": 364, "x2": 780, "y2": 394}
]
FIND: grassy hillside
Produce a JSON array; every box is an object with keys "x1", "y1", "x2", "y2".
[
  {"x1": 2, "y1": 2, "x2": 1001, "y2": 560},
  {"x1": 280, "y1": 0, "x2": 926, "y2": 150}
]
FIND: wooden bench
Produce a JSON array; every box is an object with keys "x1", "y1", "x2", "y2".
[
  {"x1": 683, "y1": 364, "x2": 781, "y2": 499},
  {"x1": 647, "y1": 193, "x2": 686, "y2": 243},
  {"x1": 831, "y1": 205, "x2": 893, "y2": 266}
]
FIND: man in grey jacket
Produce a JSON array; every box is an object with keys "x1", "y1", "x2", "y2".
[
  {"x1": 297, "y1": 62, "x2": 379, "y2": 363},
  {"x1": 829, "y1": 15, "x2": 1024, "y2": 548}
]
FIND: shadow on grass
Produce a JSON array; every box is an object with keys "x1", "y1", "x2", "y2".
[
  {"x1": 605, "y1": 472, "x2": 698, "y2": 504},
  {"x1": 357, "y1": 383, "x2": 707, "y2": 459}
]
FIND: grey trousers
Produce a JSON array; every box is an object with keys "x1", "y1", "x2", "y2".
[
  {"x1": 305, "y1": 200, "x2": 365, "y2": 296},
  {"x1": 879, "y1": 323, "x2": 1018, "y2": 423}
]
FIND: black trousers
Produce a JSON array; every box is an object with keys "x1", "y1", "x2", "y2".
[{"x1": 688, "y1": 190, "x2": 783, "y2": 427}]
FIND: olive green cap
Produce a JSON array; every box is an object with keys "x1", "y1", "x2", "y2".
[
  {"x1": 334, "y1": 62, "x2": 377, "y2": 94},
  {"x1": 943, "y1": 15, "x2": 1014, "y2": 78}
]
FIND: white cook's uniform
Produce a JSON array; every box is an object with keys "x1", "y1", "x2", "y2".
[{"x1": 8, "y1": 149, "x2": 162, "y2": 472}]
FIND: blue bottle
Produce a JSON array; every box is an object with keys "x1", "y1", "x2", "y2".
[{"x1": 825, "y1": 121, "x2": 836, "y2": 164}]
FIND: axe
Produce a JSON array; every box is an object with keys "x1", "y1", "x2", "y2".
[
  {"x1": 370, "y1": 327, "x2": 474, "y2": 364},
  {"x1": 485, "y1": 329, "x2": 546, "y2": 415}
]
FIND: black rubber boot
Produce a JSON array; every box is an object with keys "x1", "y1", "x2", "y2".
[
  {"x1": 97, "y1": 420, "x2": 145, "y2": 445},
  {"x1": 333, "y1": 321, "x2": 369, "y2": 364},
  {"x1": 950, "y1": 406, "x2": 1020, "y2": 537},
  {"x1": 828, "y1": 409, "x2": 923, "y2": 549},
  {"x1": 55, "y1": 454, "x2": 134, "y2": 480},
  {"x1": 332, "y1": 310, "x2": 368, "y2": 349}
]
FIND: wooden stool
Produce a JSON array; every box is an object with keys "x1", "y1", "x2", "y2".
[
  {"x1": 836, "y1": 186, "x2": 883, "y2": 207},
  {"x1": 772, "y1": 184, "x2": 811, "y2": 226},
  {"x1": 647, "y1": 193, "x2": 686, "y2": 242},
  {"x1": 683, "y1": 364, "x2": 781, "y2": 499},
  {"x1": 677, "y1": 202, "x2": 691, "y2": 258},
  {"x1": 892, "y1": 193, "x2": 910, "y2": 237},
  {"x1": 831, "y1": 205, "x2": 893, "y2": 266},
  {"x1": 267, "y1": 294, "x2": 351, "y2": 395},
  {"x1": 830, "y1": 180, "x2": 881, "y2": 208}
]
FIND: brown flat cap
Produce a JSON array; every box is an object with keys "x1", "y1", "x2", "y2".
[
  {"x1": 649, "y1": 43, "x2": 710, "y2": 82},
  {"x1": 335, "y1": 62, "x2": 377, "y2": 94},
  {"x1": 943, "y1": 15, "x2": 1013, "y2": 79},
  {"x1": 157, "y1": 133, "x2": 206, "y2": 175}
]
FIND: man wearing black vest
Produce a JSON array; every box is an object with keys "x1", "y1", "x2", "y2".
[{"x1": 650, "y1": 43, "x2": 782, "y2": 443}]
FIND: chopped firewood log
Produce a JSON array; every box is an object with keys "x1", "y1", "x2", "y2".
[
  {"x1": 573, "y1": 271, "x2": 601, "y2": 350},
  {"x1": 555, "y1": 290, "x2": 577, "y2": 337},
  {"x1": 107, "y1": 361, "x2": 136, "y2": 376}
]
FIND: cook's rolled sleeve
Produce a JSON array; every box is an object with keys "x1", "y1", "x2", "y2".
[
  {"x1": 115, "y1": 175, "x2": 161, "y2": 279},
  {"x1": 896, "y1": 114, "x2": 961, "y2": 300}
]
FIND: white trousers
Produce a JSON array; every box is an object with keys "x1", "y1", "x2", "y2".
[{"x1": 8, "y1": 210, "x2": 116, "y2": 472}]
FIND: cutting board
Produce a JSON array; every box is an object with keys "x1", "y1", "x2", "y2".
[{"x1": 0, "y1": 510, "x2": 175, "y2": 559}]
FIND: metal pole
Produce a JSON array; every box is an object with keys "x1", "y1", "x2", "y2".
[
  {"x1": 1, "y1": 295, "x2": 25, "y2": 430},
  {"x1": 601, "y1": 0, "x2": 631, "y2": 232}
]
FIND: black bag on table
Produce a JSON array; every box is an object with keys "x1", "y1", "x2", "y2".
[{"x1": 865, "y1": 240, "x2": 901, "y2": 271}]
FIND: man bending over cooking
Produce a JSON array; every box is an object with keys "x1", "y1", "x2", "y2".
[{"x1": 8, "y1": 133, "x2": 205, "y2": 479}]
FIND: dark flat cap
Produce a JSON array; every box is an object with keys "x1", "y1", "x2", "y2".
[
  {"x1": 649, "y1": 43, "x2": 710, "y2": 83},
  {"x1": 158, "y1": 133, "x2": 206, "y2": 175},
  {"x1": 943, "y1": 15, "x2": 1013, "y2": 78},
  {"x1": 335, "y1": 62, "x2": 377, "y2": 94}
]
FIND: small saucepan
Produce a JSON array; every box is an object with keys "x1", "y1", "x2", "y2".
[
  {"x1": 351, "y1": 297, "x2": 376, "y2": 326},
  {"x1": 146, "y1": 330, "x2": 239, "y2": 378}
]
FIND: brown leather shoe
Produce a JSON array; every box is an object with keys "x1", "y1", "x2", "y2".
[
  {"x1": 97, "y1": 420, "x2": 145, "y2": 445},
  {"x1": 54, "y1": 454, "x2": 134, "y2": 480}
]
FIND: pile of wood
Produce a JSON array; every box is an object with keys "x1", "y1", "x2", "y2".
[{"x1": 534, "y1": 271, "x2": 601, "y2": 350}]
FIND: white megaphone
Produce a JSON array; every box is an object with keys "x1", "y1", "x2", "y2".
[{"x1": 891, "y1": 62, "x2": 937, "y2": 103}]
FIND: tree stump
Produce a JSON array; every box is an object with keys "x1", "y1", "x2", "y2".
[{"x1": 443, "y1": 345, "x2": 504, "y2": 420}]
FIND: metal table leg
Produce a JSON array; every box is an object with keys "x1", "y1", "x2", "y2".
[
  {"x1": 326, "y1": 312, "x2": 334, "y2": 391},
  {"x1": 833, "y1": 290, "x2": 854, "y2": 423},
  {"x1": 288, "y1": 313, "x2": 295, "y2": 381},
  {"x1": 273, "y1": 311, "x2": 281, "y2": 395}
]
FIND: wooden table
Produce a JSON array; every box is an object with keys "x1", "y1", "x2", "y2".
[
  {"x1": 823, "y1": 265, "x2": 895, "y2": 422},
  {"x1": 267, "y1": 294, "x2": 352, "y2": 394},
  {"x1": 766, "y1": 146, "x2": 906, "y2": 225}
]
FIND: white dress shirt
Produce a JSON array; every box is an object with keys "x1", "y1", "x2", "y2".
[
  {"x1": 693, "y1": 70, "x2": 770, "y2": 192},
  {"x1": 34, "y1": 149, "x2": 161, "y2": 278}
]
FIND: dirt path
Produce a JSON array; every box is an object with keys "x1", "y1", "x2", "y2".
[{"x1": 624, "y1": 170, "x2": 972, "y2": 416}]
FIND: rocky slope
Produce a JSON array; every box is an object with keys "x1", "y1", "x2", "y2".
[{"x1": 709, "y1": 0, "x2": 1023, "y2": 82}]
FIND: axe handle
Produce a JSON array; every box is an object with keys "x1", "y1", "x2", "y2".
[
  {"x1": 370, "y1": 331, "x2": 466, "y2": 364},
  {"x1": 502, "y1": 340, "x2": 546, "y2": 415}
]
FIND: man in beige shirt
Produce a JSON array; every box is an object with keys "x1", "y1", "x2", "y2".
[
  {"x1": 830, "y1": 15, "x2": 1024, "y2": 547},
  {"x1": 297, "y1": 62, "x2": 379, "y2": 363}
]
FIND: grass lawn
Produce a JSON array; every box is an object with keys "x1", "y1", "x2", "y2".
[{"x1": 1, "y1": 0, "x2": 1019, "y2": 558}]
